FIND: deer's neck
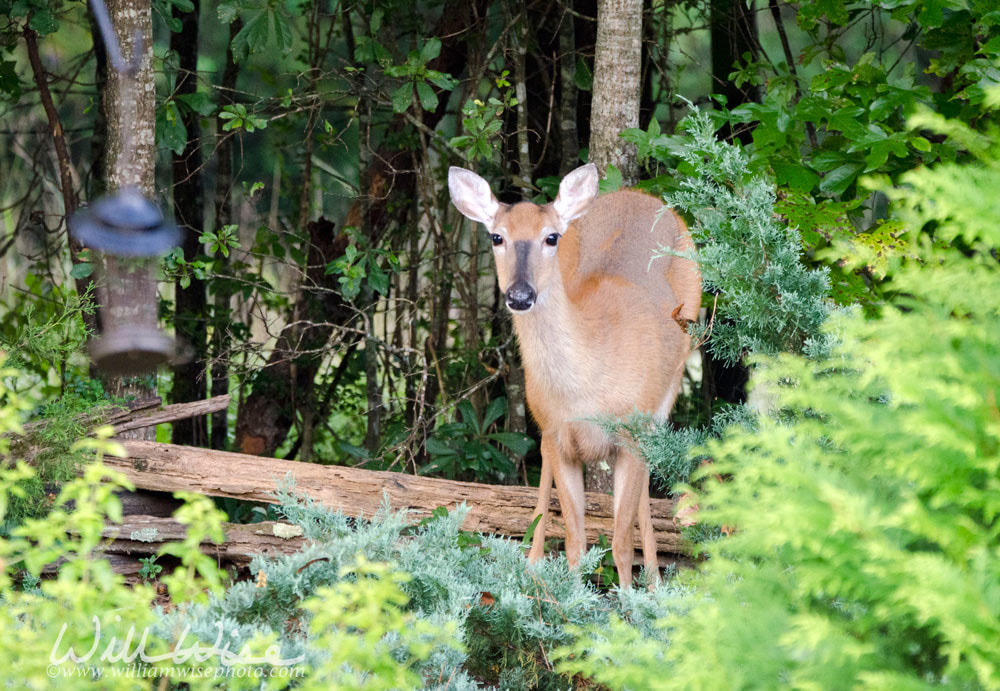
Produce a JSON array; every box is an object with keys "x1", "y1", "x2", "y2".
[{"x1": 512, "y1": 275, "x2": 590, "y2": 399}]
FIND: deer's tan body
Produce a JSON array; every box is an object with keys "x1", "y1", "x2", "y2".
[{"x1": 448, "y1": 165, "x2": 700, "y2": 587}]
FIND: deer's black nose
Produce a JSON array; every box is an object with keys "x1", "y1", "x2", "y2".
[{"x1": 505, "y1": 282, "x2": 536, "y2": 312}]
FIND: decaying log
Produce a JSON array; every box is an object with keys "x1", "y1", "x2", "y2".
[
  {"x1": 89, "y1": 515, "x2": 305, "y2": 565},
  {"x1": 21, "y1": 396, "x2": 161, "y2": 437},
  {"x1": 107, "y1": 441, "x2": 685, "y2": 555},
  {"x1": 112, "y1": 395, "x2": 230, "y2": 434},
  {"x1": 13, "y1": 396, "x2": 228, "y2": 464},
  {"x1": 43, "y1": 515, "x2": 304, "y2": 580}
]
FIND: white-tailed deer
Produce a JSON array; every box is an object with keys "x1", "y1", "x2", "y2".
[{"x1": 448, "y1": 163, "x2": 700, "y2": 587}]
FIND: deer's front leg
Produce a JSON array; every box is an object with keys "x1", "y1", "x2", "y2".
[
  {"x1": 548, "y1": 432, "x2": 586, "y2": 567},
  {"x1": 527, "y1": 436, "x2": 555, "y2": 562}
]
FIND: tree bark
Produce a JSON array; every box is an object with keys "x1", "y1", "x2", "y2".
[
  {"x1": 584, "y1": 0, "x2": 641, "y2": 491},
  {"x1": 108, "y1": 440, "x2": 685, "y2": 555},
  {"x1": 104, "y1": 0, "x2": 156, "y2": 197},
  {"x1": 170, "y1": 0, "x2": 208, "y2": 446},
  {"x1": 710, "y1": 0, "x2": 759, "y2": 144},
  {"x1": 209, "y1": 19, "x2": 242, "y2": 450},
  {"x1": 233, "y1": 218, "x2": 350, "y2": 457},
  {"x1": 101, "y1": 0, "x2": 159, "y2": 438},
  {"x1": 589, "y1": 0, "x2": 642, "y2": 186},
  {"x1": 558, "y1": 3, "x2": 580, "y2": 174},
  {"x1": 23, "y1": 29, "x2": 99, "y2": 338},
  {"x1": 706, "y1": 0, "x2": 757, "y2": 402}
]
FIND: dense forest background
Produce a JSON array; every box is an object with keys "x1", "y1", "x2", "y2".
[
  {"x1": 2, "y1": 0, "x2": 999, "y2": 687},
  {"x1": 0, "y1": 0, "x2": 997, "y2": 489}
]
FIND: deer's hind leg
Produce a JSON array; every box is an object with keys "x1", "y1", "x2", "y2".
[{"x1": 612, "y1": 449, "x2": 649, "y2": 588}]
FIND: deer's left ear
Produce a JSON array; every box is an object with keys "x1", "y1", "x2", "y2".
[
  {"x1": 552, "y1": 163, "x2": 599, "y2": 224},
  {"x1": 449, "y1": 167, "x2": 500, "y2": 227}
]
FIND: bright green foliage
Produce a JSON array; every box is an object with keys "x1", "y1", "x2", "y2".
[
  {"x1": 163, "y1": 484, "x2": 684, "y2": 689},
  {"x1": 0, "y1": 457, "x2": 168, "y2": 688},
  {"x1": 560, "y1": 114, "x2": 1000, "y2": 690},
  {"x1": 661, "y1": 108, "x2": 832, "y2": 365},
  {"x1": 619, "y1": 108, "x2": 831, "y2": 492},
  {"x1": 422, "y1": 397, "x2": 534, "y2": 481},
  {"x1": 300, "y1": 556, "x2": 460, "y2": 690},
  {"x1": 1, "y1": 319, "x2": 120, "y2": 526}
]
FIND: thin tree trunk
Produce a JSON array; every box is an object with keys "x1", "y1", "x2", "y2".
[
  {"x1": 710, "y1": 0, "x2": 759, "y2": 144},
  {"x1": 589, "y1": 0, "x2": 641, "y2": 187},
  {"x1": 23, "y1": 29, "x2": 98, "y2": 337},
  {"x1": 706, "y1": 0, "x2": 757, "y2": 403},
  {"x1": 558, "y1": 2, "x2": 579, "y2": 174},
  {"x1": 584, "y1": 0, "x2": 641, "y2": 491},
  {"x1": 209, "y1": 18, "x2": 241, "y2": 450},
  {"x1": 170, "y1": 0, "x2": 208, "y2": 446},
  {"x1": 101, "y1": 0, "x2": 158, "y2": 439},
  {"x1": 514, "y1": 11, "x2": 533, "y2": 195},
  {"x1": 359, "y1": 98, "x2": 382, "y2": 457}
]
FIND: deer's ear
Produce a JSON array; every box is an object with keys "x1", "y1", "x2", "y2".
[
  {"x1": 552, "y1": 163, "x2": 599, "y2": 224},
  {"x1": 449, "y1": 167, "x2": 500, "y2": 227}
]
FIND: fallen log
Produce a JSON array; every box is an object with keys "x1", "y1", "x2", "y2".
[
  {"x1": 45, "y1": 516, "x2": 306, "y2": 579},
  {"x1": 92, "y1": 515, "x2": 305, "y2": 565},
  {"x1": 112, "y1": 395, "x2": 230, "y2": 434},
  {"x1": 14, "y1": 396, "x2": 228, "y2": 463},
  {"x1": 108, "y1": 441, "x2": 685, "y2": 555}
]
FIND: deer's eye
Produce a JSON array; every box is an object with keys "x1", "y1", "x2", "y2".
[
  {"x1": 544, "y1": 233, "x2": 560, "y2": 247},
  {"x1": 491, "y1": 234, "x2": 504, "y2": 246}
]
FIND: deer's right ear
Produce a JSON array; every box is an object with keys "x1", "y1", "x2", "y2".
[{"x1": 449, "y1": 167, "x2": 500, "y2": 227}]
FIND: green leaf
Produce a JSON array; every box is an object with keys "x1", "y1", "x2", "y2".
[
  {"x1": 176, "y1": 92, "x2": 215, "y2": 116},
  {"x1": 487, "y1": 432, "x2": 535, "y2": 457},
  {"x1": 456, "y1": 400, "x2": 479, "y2": 434},
  {"x1": 231, "y1": 11, "x2": 269, "y2": 62},
  {"x1": 482, "y1": 397, "x2": 507, "y2": 431},
  {"x1": 773, "y1": 162, "x2": 820, "y2": 193},
  {"x1": 811, "y1": 150, "x2": 847, "y2": 172},
  {"x1": 70, "y1": 263, "x2": 94, "y2": 279},
  {"x1": 370, "y1": 7, "x2": 383, "y2": 33},
  {"x1": 0, "y1": 59, "x2": 21, "y2": 101},
  {"x1": 28, "y1": 9, "x2": 57, "y2": 35},
  {"x1": 391, "y1": 83, "x2": 412, "y2": 113},
  {"x1": 424, "y1": 437, "x2": 455, "y2": 457},
  {"x1": 599, "y1": 165, "x2": 622, "y2": 193},
  {"x1": 427, "y1": 71, "x2": 457, "y2": 91},
  {"x1": 367, "y1": 262, "x2": 389, "y2": 295},
  {"x1": 156, "y1": 101, "x2": 188, "y2": 155},
  {"x1": 419, "y1": 37, "x2": 441, "y2": 64},
  {"x1": 819, "y1": 161, "x2": 864, "y2": 196},
  {"x1": 415, "y1": 81, "x2": 437, "y2": 112},
  {"x1": 521, "y1": 513, "x2": 542, "y2": 545},
  {"x1": 272, "y1": 10, "x2": 293, "y2": 54}
]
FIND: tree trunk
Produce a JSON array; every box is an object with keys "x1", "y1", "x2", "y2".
[
  {"x1": 584, "y1": 0, "x2": 641, "y2": 492},
  {"x1": 710, "y1": 0, "x2": 759, "y2": 144},
  {"x1": 170, "y1": 0, "x2": 208, "y2": 446},
  {"x1": 101, "y1": 0, "x2": 159, "y2": 439},
  {"x1": 558, "y1": 2, "x2": 579, "y2": 174},
  {"x1": 589, "y1": 0, "x2": 641, "y2": 187},
  {"x1": 233, "y1": 218, "x2": 351, "y2": 457},
  {"x1": 209, "y1": 18, "x2": 242, "y2": 450},
  {"x1": 22, "y1": 29, "x2": 99, "y2": 338},
  {"x1": 706, "y1": 0, "x2": 757, "y2": 402}
]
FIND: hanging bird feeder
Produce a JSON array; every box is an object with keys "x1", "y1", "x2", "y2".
[
  {"x1": 69, "y1": 0, "x2": 181, "y2": 375},
  {"x1": 69, "y1": 187, "x2": 179, "y2": 375}
]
